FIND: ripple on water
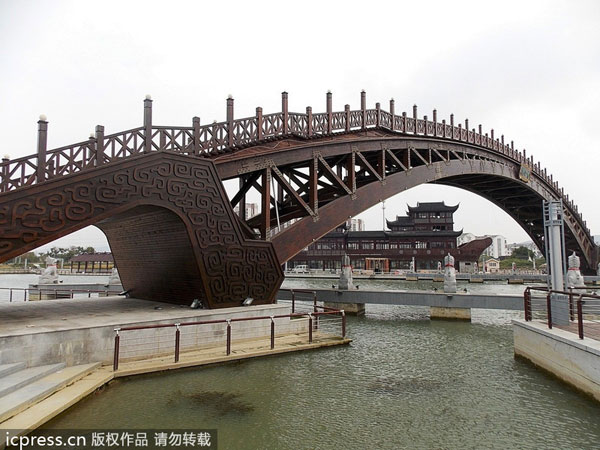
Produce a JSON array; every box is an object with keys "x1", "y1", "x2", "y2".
[{"x1": 41, "y1": 306, "x2": 600, "y2": 450}]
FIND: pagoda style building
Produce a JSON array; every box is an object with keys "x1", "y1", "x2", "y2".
[{"x1": 289, "y1": 202, "x2": 491, "y2": 272}]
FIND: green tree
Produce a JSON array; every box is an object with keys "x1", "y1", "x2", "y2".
[{"x1": 511, "y1": 246, "x2": 534, "y2": 260}]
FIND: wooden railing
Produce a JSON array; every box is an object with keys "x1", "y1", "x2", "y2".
[{"x1": 0, "y1": 92, "x2": 591, "y2": 243}]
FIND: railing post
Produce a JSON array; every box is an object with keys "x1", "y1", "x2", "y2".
[
  {"x1": 569, "y1": 288, "x2": 574, "y2": 322},
  {"x1": 227, "y1": 95, "x2": 234, "y2": 147},
  {"x1": 113, "y1": 328, "x2": 121, "y2": 371},
  {"x1": 37, "y1": 115, "x2": 48, "y2": 182},
  {"x1": 423, "y1": 115, "x2": 428, "y2": 136},
  {"x1": 577, "y1": 297, "x2": 584, "y2": 339},
  {"x1": 313, "y1": 291, "x2": 317, "y2": 313},
  {"x1": 1, "y1": 155, "x2": 9, "y2": 192},
  {"x1": 412, "y1": 105, "x2": 418, "y2": 135},
  {"x1": 389, "y1": 98, "x2": 395, "y2": 131},
  {"x1": 524, "y1": 288, "x2": 531, "y2": 321},
  {"x1": 193, "y1": 117, "x2": 201, "y2": 155},
  {"x1": 341, "y1": 310, "x2": 346, "y2": 338},
  {"x1": 270, "y1": 316, "x2": 275, "y2": 349},
  {"x1": 282, "y1": 91, "x2": 289, "y2": 135},
  {"x1": 95, "y1": 125, "x2": 105, "y2": 166},
  {"x1": 226, "y1": 319, "x2": 231, "y2": 355},
  {"x1": 291, "y1": 289, "x2": 295, "y2": 313},
  {"x1": 143, "y1": 95, "x2": 152, "y2": 154},
  {"x1": 308, "y1": 314, "x2": 313, "y2": 343},
  {"x1": 174, "y1": 323, "x2": 181, "y2": 363},
  {"x1": 256, "y1": 107, "x2": 263, "y2": 140},
  {"x1": 546, "y1": 292, "x2": 553, "y2": 329},
  {"x1": 9, "y1": 288, "x2": 12, "y2": 303},
  {"x1": 326, "y1": 91, "x2": 332, "y2": 134},
  {"x1": 306, "y1": 107, "x2": 313, "y2": 137},
  {"x1": 344, "y1": 104, "x2": 350, "y2": 132},
  {"x1": 375, "y1": 102, "x2": 381, "y2": 127},
  {"x1": 433, "y1": 109, "x2": 437, "y2": 136},
  {"x1": 360, "y1": 90, "x2": 366, "y2": 130}
]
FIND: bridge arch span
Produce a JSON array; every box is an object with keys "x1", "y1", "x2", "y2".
[{"x1": 217, "y1": 133, "x2": 596, "y2": 272}]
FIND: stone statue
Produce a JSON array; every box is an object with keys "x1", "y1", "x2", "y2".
[
  {"x1": 108, "y1": 268, "x2": 121, "y2": 285},
  {"x1": 567, "y1": 251, "x2": 585, "y2": 288},
  {"x1": 437, "y1": 261, "x2": 442, "y2": 273},
  {"x1": 443, "y1": 253, "x2": 457, "y2": 294},
  {"x1": 39, "y1": 256, "x2": 59, "y2": 284},
  {"x1": 338, "y1": 253, "x2": 353, "y2": 290}
]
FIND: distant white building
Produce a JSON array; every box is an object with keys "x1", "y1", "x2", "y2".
[
  {"x1": 233, "y1": 202, "x2": 259, "y2": 219},
  {"x1": 346, "y1": 218, "x2": 365, "y2": 231},
  {"x1": 459, "y1": 233, "x2": 508, "y2": 259}
]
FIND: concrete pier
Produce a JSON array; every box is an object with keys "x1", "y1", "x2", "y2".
[
  {"x1": 324, "y1": 301, "x2": 365, "y2": 316},
  {"x1": 513, "y1": 320, "x2": 600, "y2": 401},
  {"x1": 430, "y1": 306, "x2": 471, "y2": 321}
]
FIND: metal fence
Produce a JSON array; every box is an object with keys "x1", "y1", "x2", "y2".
[
  {"x1": 524, "y1": 286, "x2": 600, "y2": 340},
  {"x1": 112, "y1": 303, "x2": 347, "y2": 371},
  {"x1": 0, "y1": 286, "x2": 121, "y2": 302}
]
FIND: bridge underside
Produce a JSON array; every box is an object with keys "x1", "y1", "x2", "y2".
[{"x1": 216, "y1": 132, "x2": 596, "y2": 273}]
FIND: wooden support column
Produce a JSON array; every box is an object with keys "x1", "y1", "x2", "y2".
[
  {"x1": 239, "y1": 176, "x2": 246, "y2": 220},
  {"x1": 377, "y1": 148, "x2": 386, "y2": 179},
  {"x1": 261, "y1": 168, "x2": 271, "y2": 239},
  {"x1": 309, "y1": 156, "x2": 318, "y2": 214},
  {"x1": 346, "y1": 151, "x2": 356, "y2": 193}
]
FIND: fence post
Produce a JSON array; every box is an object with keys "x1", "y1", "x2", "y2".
[
  {"x1": 345, "y1": 104, "x2": 350, "y2": 132},
  {"x1": 227, "y1": 96, "x2": 234, "y2": 147},
  {"x1": 306, "y1": 107, "x2": 313, "y2": 137},
  {"x1": 308, "y1": 314, "x2": 313, "y2": 343},
  {"x1": 143, "y1": 95, "x2": 152, "y2": 153},
  {"x1": 1, "y1": 156, "x2": 9, "y2": 192},
  {"x1": 360, "y1": 90, "x2": 366, "y2": 130},
  {"x1": 546, "y1": 293, "x2": 553, "y2": 329},
  {"x1": 341, "y1": 310, "x2": 346, "y2": 338},
  {"x1": 569, "y1": 288, "x2": 574, "y2": 322},
  {"x1": 523, "y1": 288, "x2": 531, "y2": 321},
  {"x1": 226, "y1": 319, "x2": 231, "y2": 355},
  {"x1": 313, "y1": 291, "x2": 317, "y2": 313},
  {"x1": 389, "y1": 98, "x2": 395, "y2": 131},
  {"x1": 326, "y1": 91, "x2": 333, "y2": 133},
  {"x1": 291, "y1": 289, "x2": 295, "y2": 313},
  {"x1": 375, "y1": 102, "x2": 381, "y2": 127},
  {"x1": 256, "y1": 107, "x2": 263, "y2": 140},
  {"x1": 577, "y1": 297, "x2": 584, "y2": 339},
  {"x1": 9, "y1": 288, "x2": 12, "y2": 303},
  {"x1": 192, "y1": 117, "x2": 201, "y2": 155},
  {"x1": 174, "y1": 323, "x2": 181, "y2": 363},
  {"x1": 113, "y1": 328, "x2": 121, "y2": 371},
  {"x1": 270, "y1": 316, "x2": 275, "y2": 349},
  {"x1": 433, "y1": 109, "x2": 437, "y2": 137},
  {"x1": 412, "y1": 105, "x2": 418, "y2": 135},
  {"x1": 282, "y1": 91, "x2": 289, "y2": 135},
  {"x1": 95, "y1": 125, "x2": 105, "y2": 166},
  {"x1": 423, "y1": 115, "x2": 428, "y2": 136},
  {"x1": 37, "y1": 115, "x2": 48, "y2": 182}
]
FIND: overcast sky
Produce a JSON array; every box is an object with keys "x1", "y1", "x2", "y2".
[{"x1": 1, "y1": 0, "x2": 599, "y2": 252}]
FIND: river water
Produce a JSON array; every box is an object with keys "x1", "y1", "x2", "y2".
[{"x1": 3, "y1": 274, "x2": 600, "y2": 448}]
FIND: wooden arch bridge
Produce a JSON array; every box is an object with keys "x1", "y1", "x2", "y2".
[{"x1": 0, "y1": 92, "x2": 596, "y2": 308}]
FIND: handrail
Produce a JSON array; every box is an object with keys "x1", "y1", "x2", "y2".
[
  {"x1": 112, "y1": 302, "x2": 347, "y2": 371},
  {"x1": 0, "y1": 93, "x2": 590, "y2": 245},
  {"x1": 523, "y1": 286, "x2": 600, "y2": 340}
]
